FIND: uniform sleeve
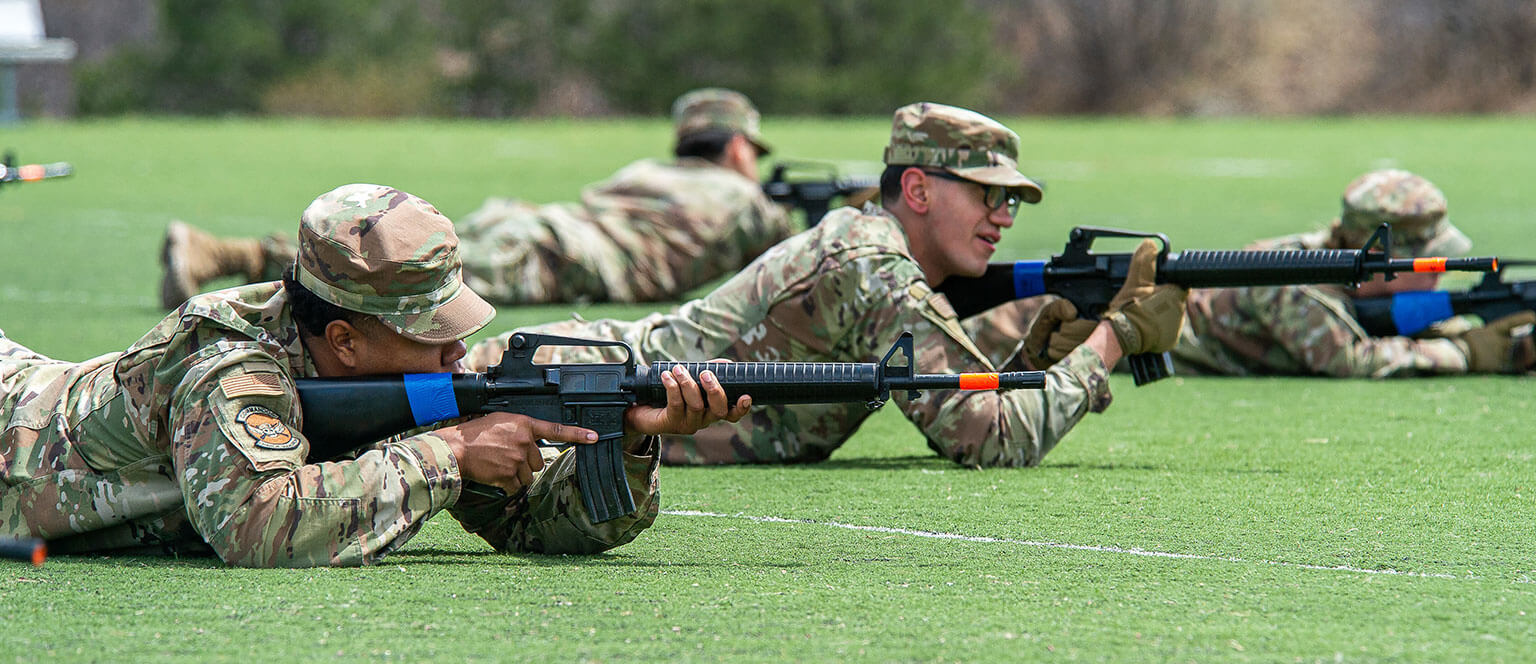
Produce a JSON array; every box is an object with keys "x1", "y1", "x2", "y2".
[
  {"x1": 169, "y1": 354, "x2": 462, "y2": 567},
  {"x1": 447, "y1": 437, "x2": 661, "y2": 554},
  {"x1": 1245, "y1": 286, "x2": 1469, "y2": 377},
  {"x1": 960, "y1": 297, "x2": 1051, "y2": 371},
  {"x1": 823, "y1": 255, "x2": 1113, "y2": 468}
]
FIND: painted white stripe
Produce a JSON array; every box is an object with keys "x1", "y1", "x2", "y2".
[{"x1": 663, "y1": 509, "x2": 1497, "y2": 582}]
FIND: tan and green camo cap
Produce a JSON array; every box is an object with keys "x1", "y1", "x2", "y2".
[
  {"x1": 295, "y1": 184, "x2": 495, "y2": 343},
  {"x1": 673, "y1": 87, "x2": 771, "y2": 155},
  {"x1": 1337, "y1": 169, "x2": 1470, "y2": 258},
  {"x1": 883, "y1": 102, "x2": 1043, "y2": 204}
]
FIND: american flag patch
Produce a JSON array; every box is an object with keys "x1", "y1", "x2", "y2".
[{"x1": 220, "y1": 372, "x2": 285, "y2": 398}]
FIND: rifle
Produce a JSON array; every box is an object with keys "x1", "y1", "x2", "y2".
[
  {"x1": 0, "y1": 151, "x2": 72, "y2": 188},
  {"x1": 0, "y1": 537, "x2": 46, "y2": 567},
  {"x1": 762, "y1": 161, "x2": 879, "y2": 227},
  {"x1": 296, "y1": 332, "x2": 1044, "y2": 523},
  {"x1": 1350, "y1": 269, "x2": 1536, "y2": 336},
  {"x1": 937, "y1": 224, "x2": 1501, "y2": 386}
]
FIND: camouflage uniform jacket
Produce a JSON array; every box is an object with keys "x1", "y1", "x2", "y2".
[
  {"x1": 454, "y1": 157, "x2": 794, "y2": 303},
  {"x1": 1171, "y1": 232, "x2": 1469, "y2": 377},
  {"x1": 470, "y1": 205, "x2": 1114, "y2": 467},
  {"x1": 0, "y1": 283, "x2": 660, "y2": 566}
]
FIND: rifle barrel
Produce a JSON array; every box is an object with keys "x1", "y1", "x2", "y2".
[{"x1": 0, "y1": 537, "x2": 46, "y2": 567}]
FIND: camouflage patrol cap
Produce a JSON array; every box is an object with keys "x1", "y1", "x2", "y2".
[
  {"x1": 883, "y1": 102, "x2": 1043, "y2": 204},
  {"x1": 1337, "y1": 169, "x2": 1470, "y2": 257},
  {"x1": 295, "y1": 184, "x2": 495, "y2": 343},
  {"x1": 672, "y1": 88, "x2": 771, "y2": 155}
]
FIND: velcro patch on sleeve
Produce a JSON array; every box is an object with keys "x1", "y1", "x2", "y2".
[{"x1": 220, "y1": 372, "x2": 285, "y2": 398}]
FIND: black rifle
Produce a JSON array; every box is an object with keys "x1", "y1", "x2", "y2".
[
  {"x1": 1351, "y1": 269, "x2": 1536, "y2": 336},
  {"x1": 762, "y1": 161, "x2": 879, "y2": 227},
  {"x1": 0, "y1": 151, "x2": 72, "y2": 189},
  {"x1": 0, "y1": 537, "x2": 46, "y2": 567},
  {"x1": 296, "y1": 332, "x2": 1044, "y2": 523},
  {"x1": 937, "y1": 224, "x2": 1500, "y2": 385}
]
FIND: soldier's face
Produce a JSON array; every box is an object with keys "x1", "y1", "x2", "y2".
[
  {"x1": 922, "y1": 172, "x2": 1015, "y2": 281},
  {"x1": 351, "y1": 320, "x2": 469, "y2": 375},
  {"x1": 1349, "y1": 271, "x2": 1441, "y2": 299}
]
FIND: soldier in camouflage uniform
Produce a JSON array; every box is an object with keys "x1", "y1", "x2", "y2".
[
  {"x1": 157, "y1": 88, "x2": 794, "y2": 309},
  {"x1": 1172, "y1": 169, "x2": 1536, "y2": 377},
  {"x1": 2, "y1": 184, "x2": 746, "y2": 567},
  {"x1": 465, "y1": 103, "x2": 1189, "y2": 468}
]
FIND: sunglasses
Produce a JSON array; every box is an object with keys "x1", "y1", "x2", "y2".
[{"x1": 923, "y1": 170, "x2": 1024, "y2": 217}]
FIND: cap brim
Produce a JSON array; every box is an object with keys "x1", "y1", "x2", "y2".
[
  {"x1": 1420, "y1": 220, "x2": 1472, "y2": 258},
  {"x1": 378, "y1": 284, "x2": 496, "y2": 344},
  {"x1": 946, "y1": 165, "x2": 1044, "y2": 204},
  {"x1": 748, "y1": 135, "x2": 772, "y2": 157}
]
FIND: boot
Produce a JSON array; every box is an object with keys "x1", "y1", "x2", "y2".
[{"x1": 159, "y1": 220, "x2": 266, "y2": 309}]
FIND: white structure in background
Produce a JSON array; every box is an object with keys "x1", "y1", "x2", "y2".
[{"x1": 0, "y1": 0, "x2": 75, "y2": 123}]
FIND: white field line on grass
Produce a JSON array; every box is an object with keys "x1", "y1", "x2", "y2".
[{"x1": 664, "y1": 510, "x2": 1527, "y2": 583}]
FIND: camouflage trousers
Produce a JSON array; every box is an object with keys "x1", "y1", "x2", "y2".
[
  {"x1": 1, "y1": 332, "x2": 204, "y2": 553},
  {"x1": 256, "y1": 201, "x2": 650, "y2": 305}
]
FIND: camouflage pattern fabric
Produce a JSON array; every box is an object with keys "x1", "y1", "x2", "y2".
[
  {"x1": 673, "y1": 87, "x2": 771, "y2": 155},
  {"x1": 0, "y1": 284, "x2": 660, "y2": 566},
  {"x1": 1335, "y1": 169, "x2": 1469, "y2": 258},
  {"x1": 250, "y1": 159, "x2": 792, "y2": 305},
  {"x1": 1170, "y1": 232, "x2": 1469, "y2": 377},
  {"x1": 883, "y1": 102, "x2": 1044, "y2": 201},
  {"x1": 466, "y1": 204, "x2": 1113, "y2": 468}
]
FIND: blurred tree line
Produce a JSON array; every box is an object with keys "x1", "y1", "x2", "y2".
[{"x1": 61, "y1": 0, "x2": 1536, "y2": 117}]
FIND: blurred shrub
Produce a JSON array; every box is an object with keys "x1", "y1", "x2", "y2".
[
  {"x1": 578, "y1": 0, "x2": 1004, "y2": 115},
  {"x1": 68, "y1": 0, "x2": 1536, "y2": 117}
]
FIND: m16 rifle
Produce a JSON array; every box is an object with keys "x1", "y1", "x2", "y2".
[
  {"x1": 0, "y1": 150, "x2": 72, "y2": 189},
  {"x1": 1350, "y1": 266, "x2": 1536, "y2": 336},
  {"x1": 937, "y1": 224, "x2": 1501, "y2": 385},
  {"x1": 296, "y1": 332, "x2": 1044, "y2": 523},
  {"x1": 762, "y1": 161, "x2": 879, "y2": 227}
]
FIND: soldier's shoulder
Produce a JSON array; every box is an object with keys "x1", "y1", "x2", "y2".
[{"x1": 124, "y1": 283, "x2": 299, "y2": 369}]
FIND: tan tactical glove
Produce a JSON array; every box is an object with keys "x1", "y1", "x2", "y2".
[
  {"x1": 1103, "y1": 238, "x2": 1189, "y2": 356},
  {"x1": 1457, "y1": 311, "x2": 1536, "y2": 373},
  {"x1": 1021, "y1": 298, "x2": 1099, "y2": 368}
]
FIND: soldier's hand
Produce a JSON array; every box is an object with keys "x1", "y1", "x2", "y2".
[
  {"x1": 1458, "y1": 311, "x2": 1536, "y2": 373},
  {"x1": 625, "y1": 363, "x2": 751, "y2": 437},
  {"x1": 1103, "y1": 238, "x2": 1188, "y2": 355},
  {"x1": 1022, "y1": 298, "x2": 1096, "y2": 368},
  {"x1": 436, "y1": 412, "x2": 597, "y2": 495}
]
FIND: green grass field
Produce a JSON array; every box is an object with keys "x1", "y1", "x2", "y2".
[{"x1": 2, "y1": 116, "x2": 1534, "y2": 662}]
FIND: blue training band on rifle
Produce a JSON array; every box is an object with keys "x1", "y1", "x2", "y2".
[
  {"x1": 1390, "y1": 291, "x2": 1454, "y2": 336},
  {"x1": 1012, "y1": 260, "x2": 1047, "y2": 298},
  {"x1": 403, "y1": 373, "x2": 459, "y2": 426}
]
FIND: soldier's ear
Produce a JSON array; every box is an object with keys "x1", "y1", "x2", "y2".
[
  {"x1": 900, "y1": 167, "x2": 930, "y2": 213},
  {"x1": 323, "y1": 320, "x2": 363, "y2": 370}
]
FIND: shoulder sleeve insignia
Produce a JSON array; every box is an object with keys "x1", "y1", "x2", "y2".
[
  {"x1": 234, "y1": 405, "x2": 299, "y2": 450},
  {"x1": 220, "y1": 372, "x2": 285, "y2": 398}
]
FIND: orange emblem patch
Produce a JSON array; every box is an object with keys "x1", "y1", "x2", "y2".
[{"x1": 234, "y1": 405, "x2": 298, "y2": 450}]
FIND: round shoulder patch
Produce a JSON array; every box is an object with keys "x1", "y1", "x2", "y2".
[{"x1": 234, "y1": 405, "x2": 299, "y2": 450}]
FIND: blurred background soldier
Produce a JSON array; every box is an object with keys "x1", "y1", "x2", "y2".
[
  {"x1": 3, "y1": 184, "x2": 741, "y2": 567},
  {"x1": 466, "y1": 102, "x2": 1189, "y2": 468},
  {"x1": 1172, "y1": 169, "x2": 1536, "y2": 377},
  {"x1": 158, "y1": 87, "x2": 793, "y2": 309}
]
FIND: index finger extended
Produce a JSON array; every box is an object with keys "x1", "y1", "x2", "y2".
[{"x1": 520, "y1": 416, "x2": 599, "y2": 446}]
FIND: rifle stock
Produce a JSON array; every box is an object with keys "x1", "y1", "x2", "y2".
[
  {"x1": 296, "y1": 332, "x2": 1043, "y2": 523},
  {"x1": 938, "y1": 224, "x2": 1501, "y2": 385}
]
